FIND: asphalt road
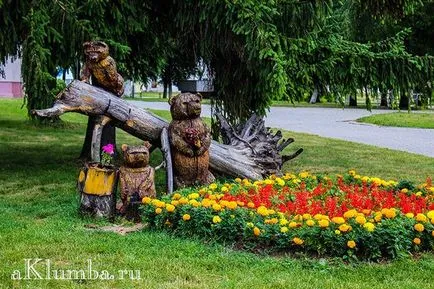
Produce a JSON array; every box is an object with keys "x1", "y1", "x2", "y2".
[{"x1": 128, "y1": 100, "x2": 434, "y2": 158}]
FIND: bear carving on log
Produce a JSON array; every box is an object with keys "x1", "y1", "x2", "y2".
[{"x1": 168, "y1": 93, "x2": 215, "y2": 188}]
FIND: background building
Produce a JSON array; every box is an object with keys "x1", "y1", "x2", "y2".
[{"x1": 0, "y1": 57, "x2": 23, "y2": 98}]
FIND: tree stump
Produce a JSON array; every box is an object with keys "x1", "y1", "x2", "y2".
[{"x1": 77, "y1": 163, "x2": 118, "y2": 219}]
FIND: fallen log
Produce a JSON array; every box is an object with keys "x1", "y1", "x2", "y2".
[{"x1": 33, "y1": 80, "x2": 301, "y2": 180}]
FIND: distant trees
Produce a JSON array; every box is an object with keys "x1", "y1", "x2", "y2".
[{"x1": 0, "y1": 0, "x2": 432, "y2": 125}]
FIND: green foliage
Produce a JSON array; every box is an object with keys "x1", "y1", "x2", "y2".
[{"x1": 1, "y1": 0, "x2": 433, "y2": 124}]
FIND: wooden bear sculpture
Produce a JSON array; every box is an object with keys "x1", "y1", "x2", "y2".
[
  {"x1": 168, "y1": 93, "x2": 215, "y2": 188},
  {"x1": 119, "y1": 141, "x2": 156, "y2": 221},
  {"x1": 80, "y1": 41, "x2": 124, "y2": 96}
]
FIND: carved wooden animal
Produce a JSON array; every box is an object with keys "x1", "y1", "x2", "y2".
[
  {"x1": 119, "y1": 141, "x2": 156, "y2": 219},
  {"x1": 80, "y1": 41, "x2": 124, "y2": 96},
  {"x1": 168, "y1": 93, "x2": 215, "y2": 188}
]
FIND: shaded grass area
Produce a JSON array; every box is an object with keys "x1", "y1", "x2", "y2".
[
  {"x1": 1, "y1": 99, "x2": 434, "y2": 288},
  {"x1": 357, "y1": 112, "x2": 434, "y2": 129}
]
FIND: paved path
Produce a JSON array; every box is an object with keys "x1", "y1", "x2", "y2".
[{"x1": 129, "y1": 100, "x2": 434, "y2": 158}]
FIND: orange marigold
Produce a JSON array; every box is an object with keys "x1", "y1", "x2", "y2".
[{"x1": 347, "y1": 240, "x2": 356, "y2": 249}]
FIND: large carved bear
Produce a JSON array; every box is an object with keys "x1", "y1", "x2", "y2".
[
  {"x1": 168, "y1": 93, "x2": 215, "y2": 188},
  {"x1": 80, "y1": 41, "x2": 124, "y2": 96}
]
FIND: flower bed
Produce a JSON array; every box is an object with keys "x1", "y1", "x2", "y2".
[{"x1": 141, "y1": 171, "x2": 434, "y2": 260}]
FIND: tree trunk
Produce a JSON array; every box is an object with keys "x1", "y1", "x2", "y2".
[
  {"x1": 349, "y1": 95, "x2": 357, "y2": 107},
  {"x1": 79, "y1": 117, "x2": 116, "y2": 161},
  {"x1": 33, "y1": 80, "x2": 301, "y2": 180},
  {"x1": 380, "y1": 91, "x2": 388, "y2": 107},
  {"x1": 309, "y1": 88, "x2": 319, "y2": 104},
  {"x1": 163, "y1": 82, "x2": 168, "y2": 99},
  {"x1": 399, "y1": 91, "x2": 409, "y2": 109}
]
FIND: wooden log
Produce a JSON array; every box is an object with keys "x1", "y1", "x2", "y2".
[{"x1": 34, "y1": 80, "x2": 301, "y2": 180}]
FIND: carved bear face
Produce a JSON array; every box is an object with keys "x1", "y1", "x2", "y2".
[
  {"x1": 83, "y1": 41, "x2": 109, "y2": 63},
  {"x1": 121, "y1": 141, "x2": 152, "y2": 168},
  {"x1": 169, "y1": 93, "x2": 203, "y2": 120}
]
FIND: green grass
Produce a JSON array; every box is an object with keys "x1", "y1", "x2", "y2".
[
  {"x1": 357, "y1": 112, "x2": 434, "y2": 129},
  {"x1": 1, "y1": 99, "x2": 434, "y2": 289}
]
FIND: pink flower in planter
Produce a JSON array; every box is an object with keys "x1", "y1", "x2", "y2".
[{"x1": 102, "y1": 144, "x2": 115, "y2": 155}]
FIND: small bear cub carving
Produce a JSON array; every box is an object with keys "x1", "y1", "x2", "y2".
[
  {"x1": 80, "y1": 41, "x2": 124, "y2": 96},
  {"x1": 119, "y1": 141, "x2": 156, "y2": 219},
  {"x1": 168, "y1": 93, "x2": 215, "y2": 188}
]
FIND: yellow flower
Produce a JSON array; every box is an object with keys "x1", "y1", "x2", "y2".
[
  {"x1": 383, "y1": 208, "x2": 397, "y2": 219},
  {"x1": 212, "y1": 203, "x2": 222, "y2": 211},
  {"x1": 189, "y1": 200, "x2": 201, "y2": 208},
  {"x1": 335, "y1": 230, "x2": 341, "y2": 235},
  {"x1": 432, "y1": 231, "x2": 434, "y2": 237},
  {"x1": 247, "y1": 202, "x2": 255, "y2": 208},
  {"x1": 166, "y1": 204, "x2": 175, "y2": 212},
  {"x1": 363, "y1": 222, "x2": 375, "y2": 232},
  {"x1": 313, "y1": 214, "x2": 324, "y2": 220},
  {"x1": 299, "y1": 171, "x2": 309, "y2": 178},
  {"x1": 338, "y1": 224, "x2": 352, "y2": 232},
  {"x1": 246, "y1": 222, "x2": 254, "y2": 228},
  {"x1": 348, "y1": 170, "x2": 356, "y2": 176},
  {"x1": 401, "y1": 188, "x2": 408, "y2": 193},
  {"x1": 212, "y1": 216, "x2": 222, "y2": 224},
  {"x1": 152, "y1": 200, "x2": 165, "y2": 208},
  {"x1": 355, "y1": 215, "x2": 367, "y2": 225},
  {"x1": 343, "y1": 209, "x2": 357, "y2": 219},
  {"x1": 142, "y1": 197, "x2": 152, "y2": 204},
  {"x1": 155, "y1": 208, "x2": 162, "y2": 214},
  {"x1": 306, "y1": 220, "x2": 315, "y2": 227},
  {"x1": 276, "y1": 177, "x2": 286, "y2": 186},
  {"x1": 279, "y1": 218, "x2": 289, "y2": 226},
  {"x1": 347, "y1": 240, "x2": 356, "y2": 249},
  {"x1": 405, "y1": 213, "x2": 414, "y2": 218},
  {"x1": 266, "y1": 218, "x2": 278, "y2": 224},
  {"x1": 178, "y1": 198, "x2": 189, "y2": 205},
  {"x1": 289, "y1": 221, "x2": 298, "y2": 228},
  {"x1": 253, "y1": 227, "x2": 261, "y2": 236},
  {"x1": 182, "y1": 214, "x2": 191, "y2": 221},
  {"x1": 226, "y1": 201, "x2": 238, "y2": 210},
  {"x1": 431, "y1": 218, "x2": 434, "y2": 225},
  {"x1": 293, "y1": 237, "x2": 304, "y2": 245},
  {"x1": 221, "y1": 186, "x2": 229, "y2": 193},
  {"x1": 413, "y1": 238, "x2": 421, "y2": 245},
  {"x1": 318, "y1": 219, "x2": 329, "y2": 228},
  {"x1": 172, "y1": 193, "x2": 181, "y2": 200},
  {"x1": 302, "y1": 214, "x2": 312, "y2": 220},
  {"x1": 280, "y1": 227, "x2": 289, "y2": 233},
  {"x1": 171, "y1": 200, "x2": 179, "y2": 206},
  {"x1": 427, "y1": 210, "x2": 434, "y2": 219},
  {"x1": 209, "y1": 183, "x2": 218, "y2": 190},
  {"x1": 415, "y1": 191, "x2": 422, "y2": 197},
  {"x1": 416, "y1": 213, "x2": 428, "y2": 223},
  {"x1": 188, "y1": 193, "x2": 200, "y2": 199},
  {"x1": 257, "y1": 206, "x2": 269, "y2": 217},
  {"x1": 332, "y1": 217, "x2": 345, "y2": 224},
  {"x1": 235, "y1": 178, "x2": 242, "y2": 183},
  {"x1": 414, "y1": 223, "x2": 425, "y2": 232},
  {"x1": 374, "y1": 212, "x2": 383, "y2": 222}
]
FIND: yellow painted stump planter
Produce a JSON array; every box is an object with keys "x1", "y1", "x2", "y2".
[{"x1": 78, "y1": 163, "x2": 118, "y2": 218}]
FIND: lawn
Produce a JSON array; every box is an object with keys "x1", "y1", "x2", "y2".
[
  {"x1": 1, "y1": 98, "x2": 434, "y2": 289},
  {"x1": 357, "y1": 112, "x2": 434, "y2": 129}
]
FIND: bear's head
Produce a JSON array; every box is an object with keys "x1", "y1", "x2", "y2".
[
  {"x1": 83, "y1": 41, "x2": 109, "y2": 63},
  {"x1": 169, "y1": 93, "x2": 202, "y2": 120},
  {"x1": 121, "y1": 141, "x2": 152, "y2": 168}
]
